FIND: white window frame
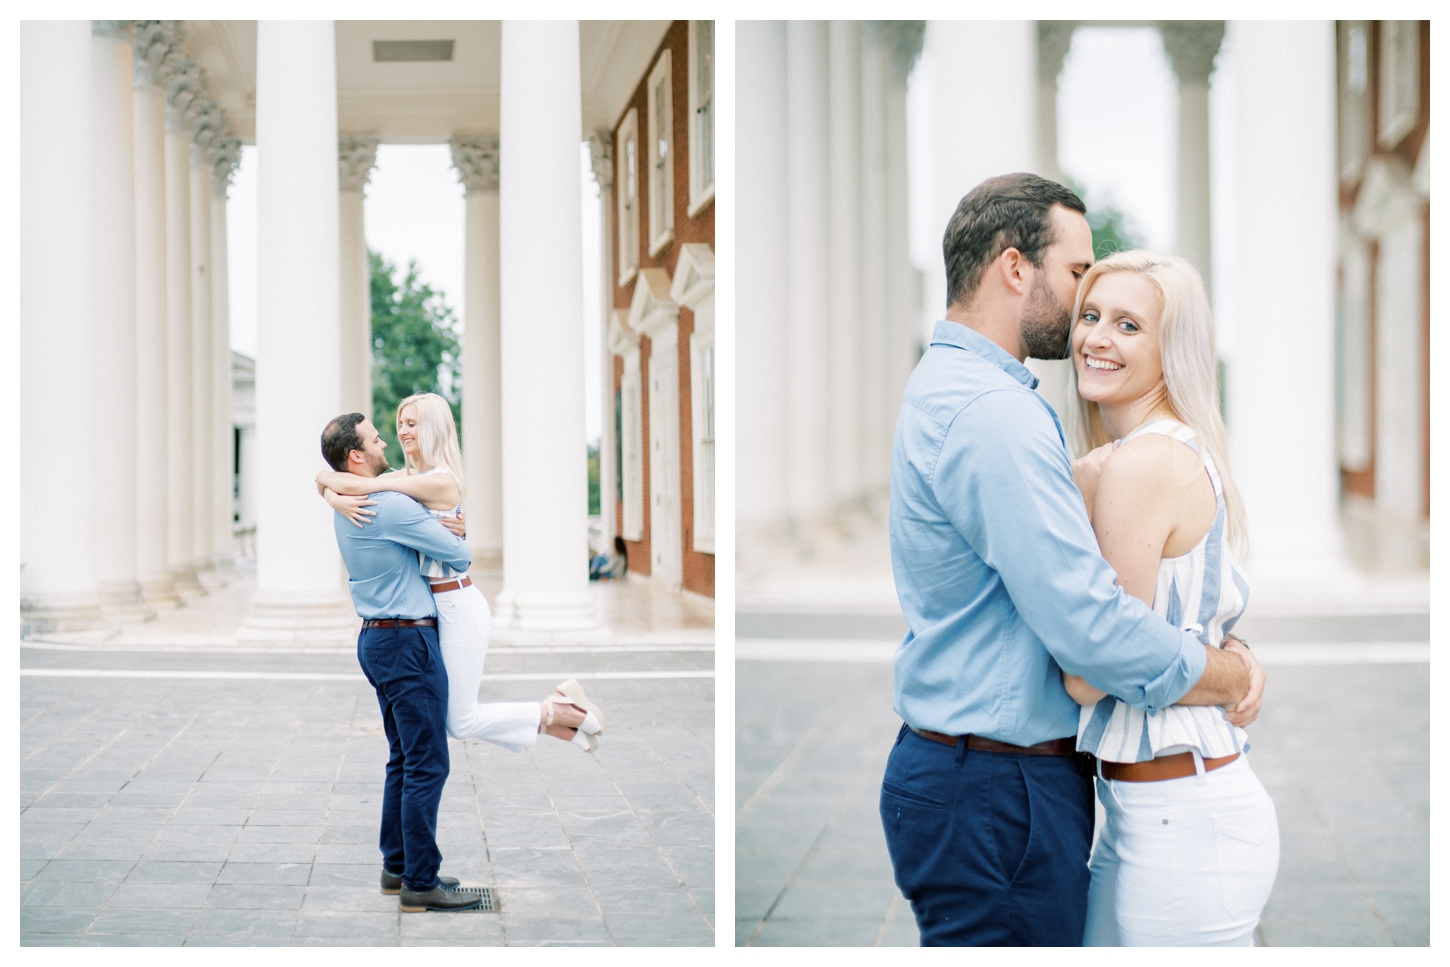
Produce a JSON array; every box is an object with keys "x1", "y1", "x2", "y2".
[
  {"x1": 620, "y1": 353, "x2": 644, "y2": 541},
  {"x1": 1378, "y1": 21, "x2": 1419, "y2": 149},
  {"x1": 646, "y1": 49, "x2": 674, "y2": 257},
  {"x1": 1338, "y1": 21, "x2": 1370, "y2": 181},
  {"x1": 687, "y1": 20, "x2": 715, "y2": 216},
  {"x1": 615, "y1": 109, "x2": 640, "y2": 287},
  {"x1": 689, "y1": 322, "x2": 715, "y2": 553}
]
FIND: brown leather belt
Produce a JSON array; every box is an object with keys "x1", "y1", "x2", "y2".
[
  {"x1": 429, "y1": 575, "x2": 472, "y2": 594},
  {"x1": 361, "y1": 618, "x2": 437, "y2": 629},
  {"x1": 910, "y1": 727, "x2": 1077, "y2": 757},
  {"x1": 1100, "y1": 751, "x2": 1239, "y2": 783}
]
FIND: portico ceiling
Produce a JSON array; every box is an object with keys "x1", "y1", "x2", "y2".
[{"x1": 186, "y1": 19, "x2": 671, "y2": 144}]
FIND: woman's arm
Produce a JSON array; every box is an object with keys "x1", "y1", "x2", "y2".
[
  {"x1": 315, "y1": 468, "x2": 459, "y2": 511},
  {"x1": 1062, "y1": 673, "x2": 1107, "y2": 706}
]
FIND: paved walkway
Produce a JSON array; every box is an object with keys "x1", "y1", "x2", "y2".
[
  {"x1": 21, "y1": 570, "x2": 714, "y2": 947},
  {"x1": 736, "y1": 518, "x2": 1429, "y2": 947}
]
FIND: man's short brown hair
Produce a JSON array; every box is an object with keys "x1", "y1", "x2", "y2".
[
  {"x1": 321, "y1": 413, "x2": 366, "y2": 471},
  {"x1": 943, "y1": 173, "x2": 1086, "y2": 308}
]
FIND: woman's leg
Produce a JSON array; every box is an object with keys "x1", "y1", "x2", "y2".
[
  {"x1": 435, "y1": 586, "x2": 540, "y2": 752},
  {"x1": 1109, "y1": 758, "x2": 1279, "y2": 946},
  {"x1": 1083, "y1": 778, "x2": 1122, "y2": 946}
]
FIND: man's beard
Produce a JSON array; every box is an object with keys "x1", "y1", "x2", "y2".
[
  {"x1": 366, "y1": 449, "x2": 390, "y2": 477},
  {"x1": 1020, "y1": 272, "x2": 1072, "y2": 360}
]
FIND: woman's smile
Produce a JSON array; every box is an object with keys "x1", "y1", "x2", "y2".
[{"x1": 1083, "y1": 354, "x2": 1124, "y2": 373}]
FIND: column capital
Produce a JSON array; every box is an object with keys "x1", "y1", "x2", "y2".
[
  {"x1": 164, "y1": 57, "x2": 206, "y2": 131},
  {"x1": 1038, "y1": 21, "x2": 1075, "y2": 84},
  {"x1": 450, "y1": 135, "x2": 500, "y2": 193},
  {"x1": 132, "y1": 20, "x2": 180, "y2": 88},
  {"x1": 93, "y1": 20, "x2": 133, "y2": 41},
  {"x1": 191, "y1": 99, "x2": 228, "y2": 164},
  {"x1": 211, "y1": 135, "x2": 242, "y2": 197},
  {"x1": 587, "y1": 132, "x2": 612, "y2": 190},
  {"x1": 1160, "y1": 20, "x2": 1225, "y2": 86},
  {"x1": 869, "y1": 21, "x2": 925, "y2": 82},
  {"x1": 339, "y1": 136, "x2": 381, "y2": 192}
]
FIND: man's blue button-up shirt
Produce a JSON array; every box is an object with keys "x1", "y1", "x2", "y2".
[
  {"x1": 333, "y1": 491, "x2": 472, "y2": 620},
  {"x1": 889, "y1": 320, "x2": 1206, "y2": 745}
]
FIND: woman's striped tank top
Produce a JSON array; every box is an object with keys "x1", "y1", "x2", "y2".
[
  {"x1": 416, "y1": 466, "x2": 465, "y2": 581},
  {"x1": 1076, "y1": 419, "x2": 1251, "y2": 763}
]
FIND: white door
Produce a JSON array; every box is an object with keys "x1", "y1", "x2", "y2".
[{"x1": 648, "y1": 338, "x2": 682, "y2": 588}]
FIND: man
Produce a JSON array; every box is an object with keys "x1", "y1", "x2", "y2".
[
  {"x1": 881, "y1": 174, "x2": 1264, "y2": 946},
  {"x1": 320, "y1": 412, "x2": 479, "y2": 913}
]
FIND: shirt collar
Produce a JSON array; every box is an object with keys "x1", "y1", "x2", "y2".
[{"x1": 930, "y1": 320, "x2": 1040, "y2": 390}]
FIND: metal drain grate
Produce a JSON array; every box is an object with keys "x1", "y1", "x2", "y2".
[{"x1": 453, "y1": 886, "x2": 496, "y2": 912}]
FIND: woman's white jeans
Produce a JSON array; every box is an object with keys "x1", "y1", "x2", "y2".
[
  {"x1": 1084, "y1": 755, "x2": 1279, "y2": 946},
  {"x1": 434, "y1": 584, "x2": 539, "y2": 752}
]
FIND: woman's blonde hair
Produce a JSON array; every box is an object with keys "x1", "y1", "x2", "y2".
[
  {"x1": 1065, "y1": 250, "x2": 1246, "y2": 551},
  {"x1": 396, "y1": 392, "x2": 467, "y2": 500}
]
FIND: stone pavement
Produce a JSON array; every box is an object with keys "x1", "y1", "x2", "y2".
[
  {"x1": 736, "y1": 517, "x2": 1429, "y2": 947},
  {"x1": 735, "y1": 655, "x2": 1428, "y2": 947},
  {"x1": 20, "y1": 570, "x2": 714, "y2": 947}
]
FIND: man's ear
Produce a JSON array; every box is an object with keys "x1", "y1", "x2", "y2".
[{"x1": 998, "y1": 247, "x2": 1028, "y2": 296}]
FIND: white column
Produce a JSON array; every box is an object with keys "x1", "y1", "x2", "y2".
[
  {"x1": 785, "y1": 21, "x2": 832, "y2": 532},
  {"x1": 923, "y1": 21, "x2": 1037, "y2": 329},
  {"x1": 190, "y1": 146, "x2": 216, "y2": 582},
  {"x1": 495, "y1": 21, "x2": 598, "y2": 632},
  {"x1": 163, "y1": 59, "x2": 203, "y2": 596},
  {"x1": 1162, "y1": 21, "x2": 1224, "y2": 292},
  {"x1": 737, "y1": 21, "x2": 790, "y2": 539},
  {"x1": 20, "y1": 21, "x2": 108, "y2": 635},
  {"x1": 859, "y1": 25, "x2": 890, "y2": 500},
  {"x1": 1028, "y1": 22, "x2": 1076, "y2": 421},
  {"x1": 589, "y1": 133, "x2": 618, "y2": 551},
  {"x1": 883, "y1": 26, "x2": 919, "y2": 471},
  {"x1": 132, "y1": 22, "x2": 180, "y2": 608},
  {"x1": 450, "y1": 136, "x2": 505, "y2": 572},
  {"x1": 211, "y1": 140, "x2": 241, "y2": 569},
  {"x1": 241, "y1": 20, "x2": 353, "y2": 639},
  {"x1": 829, "y1": 21, "x2": 864, "y2": 509},
  {"x1": 339, "y1": 136, "x2": 379, "y2": 417},
  {"x1": 1224, "y1": 21, "x2": 1345, "y2": 578},
  {"x1": 92, "y1": 22, "x2": 151, "y2": 621}
]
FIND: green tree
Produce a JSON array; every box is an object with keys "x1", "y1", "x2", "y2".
[
  {"x1": 1062, "y1": 176, "x2": 1141, "y2": 260},
  {"x1": 370, "y1": 250, "x2": 462, "y2": 469},
  {"x1": 586, "y1": 442, "x2": 600, "y2": 516}
]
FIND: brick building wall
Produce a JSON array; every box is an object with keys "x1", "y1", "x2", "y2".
[{"x1": 609, "y1": 20, "x2": 714, "y2": 597}]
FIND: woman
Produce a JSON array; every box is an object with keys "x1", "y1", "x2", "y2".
[
  {"x1": 1062, "y1": 252, "x2": 1279, "y2": 946},
  {"x1": 315, "y1": 393, "x2": 605, "y2": 753}
]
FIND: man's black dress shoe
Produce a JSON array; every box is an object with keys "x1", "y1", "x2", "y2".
[
  {"x1": 399, "y1": 883, "x2": 482, "y2": 913},
  {"x1": 381, "y1": 868, "x2": 460, "y2": 895}
]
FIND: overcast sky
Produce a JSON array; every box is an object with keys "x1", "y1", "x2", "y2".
[{"x1": 227, "y1": 142, "x2": 604, "y2": 443}]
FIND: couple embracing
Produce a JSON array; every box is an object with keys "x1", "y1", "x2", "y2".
[
  {"x1": 883, "y1": 174, "x2": 1279, "y2": 946},
  {"x1": 315, "y1": 394, "x2": 606, "y2": 912}
]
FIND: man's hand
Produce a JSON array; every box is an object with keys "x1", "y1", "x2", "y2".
[
  {"x1": 1222, "y1": 637, "x2": 1264, "y2": 728},
  {"x1": 1070, "y1": 441, "x2": 1116, "y2": 520},
  {"x1": 441, "y1": 514, "x2": 466, "y2": 539}
]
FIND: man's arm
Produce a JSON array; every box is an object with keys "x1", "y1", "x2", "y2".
[
  {"x1": 371, "y1": 494, "x2": 472, "y2": 572},
  {"x1": 933, "y1": 390, "x2": 1209, "y2": 711}
]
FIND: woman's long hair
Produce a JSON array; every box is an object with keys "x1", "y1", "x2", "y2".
[
  {"x1": 396, "y1": 392, "x2": 467, "y2": 500},
  {"x1": 1065, "y1": 250, "x2": 1247, "y2": 551}
]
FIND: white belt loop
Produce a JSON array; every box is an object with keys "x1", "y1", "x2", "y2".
[
  {"x1": 1191, "y1": 748, "x2": 1207, "y2": 783},
  {"x1": 1096, "y1": 755, "x2": 1104, "y2": 781}
]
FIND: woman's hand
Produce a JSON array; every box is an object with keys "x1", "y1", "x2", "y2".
[
  {"x1": 324, "y1": 490, "x2": 377, "y2": 528},
  {"x1": 1062, "y1": 672, "x2": 1108, "y2": 706},
  {"x1": 441, "y1": 513, "x2": 466, "y2": 538},
  {"x1": 1071, "y1": 441, "x2": 1117, "y2": 521}
]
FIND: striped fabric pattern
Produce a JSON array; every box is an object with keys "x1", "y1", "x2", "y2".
[
  {"x1": 1077, "y1": 419, "x2": 1250, "y2": 763},
  {"x1": 416, "y1": 466, "x2": 465, "y2": 581}
]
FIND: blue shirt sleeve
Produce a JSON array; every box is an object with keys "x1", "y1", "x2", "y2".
[
  {"x1": 370, "y1": 493, "x2": 473, "y2": 574},
  {"x1": 931, "y1": 389, "x2": 1206, "y2": 710}
]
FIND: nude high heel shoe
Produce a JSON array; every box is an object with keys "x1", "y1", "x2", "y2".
[{"x1": 542, "y1": 679, "x2": 605, "y2": 752}]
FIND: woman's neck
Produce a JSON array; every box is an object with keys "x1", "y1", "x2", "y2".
[
  {"x1": 1097, "y1": 385, "x2": 1178, "y2": 441},
  {"x1": 409, "y1": 455, "x2": 435, "y2": 474}
]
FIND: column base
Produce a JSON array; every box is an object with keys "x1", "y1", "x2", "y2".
[
  {"x1": 237, "y1": 590, "x2": 359, "y2": 644},
  {"x1": 493, "y1": 589, "x2": 609, "y2": 642},
  {"x1": 196, "y1": 562, "x2": 228, "y2": 590},
  {"x1": 21, "y1": 592, "x2": 114, "y2": 639},
  {"x1": 98, "y1": 580, "x2": 156, "y2": 623},
  {"x1": 139, "y1": 572, "x2": 184, "y2": 611},
  {"x1": 172, "y1": 563, "x2": 208, "y2": 598}
]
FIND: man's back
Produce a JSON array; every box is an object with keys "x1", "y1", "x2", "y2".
[{"x1": 334, "y1": 491, "x2": 471, "y2": 620}]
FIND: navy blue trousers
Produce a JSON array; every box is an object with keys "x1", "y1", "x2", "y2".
[
  {"x1": 880, "y1": 724, "x2": 1095, "y2": 946},
  {"x1": 356, "y1": 624, "x2": 450, "y2": 893}
]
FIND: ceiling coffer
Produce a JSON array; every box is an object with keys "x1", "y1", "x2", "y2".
[{"x1": 372, "y1": 40, "x2": 454, "y2": 63}]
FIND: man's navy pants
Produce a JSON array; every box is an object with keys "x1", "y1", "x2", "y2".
[
  {"x1": 880, "y1": 724, "x2": 1095, "y2": 946},
  {"x1": 357, "y1": 624, "x2": 450, "y2": 894}
]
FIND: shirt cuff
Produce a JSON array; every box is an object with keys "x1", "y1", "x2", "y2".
[{"x1": 1136, "y1": 630, "x2": 1208, "y2": 712}]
